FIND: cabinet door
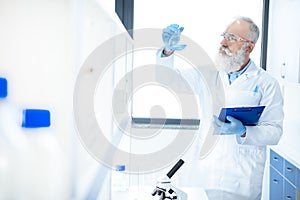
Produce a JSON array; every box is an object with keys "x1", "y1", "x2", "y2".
[
  {"x1": 284, "y1": 179, "x2": 296, "y2": 200},
  {"x1": 270, "y1": 149, "x2": 284, "y2": 173},
  {"x1": 270, "y1": 166, "x2": 283, "y2": 200},
  {"x1": 267, "y1": 0, "x2": 300, "y2": 83},
  {"x1": 284, "y1": 160, "x2": 297, "y2": 186}
]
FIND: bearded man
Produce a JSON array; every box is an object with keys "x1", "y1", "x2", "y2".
[{"x1": 157, "y1": 17, "x2": 284, "y2": 200}]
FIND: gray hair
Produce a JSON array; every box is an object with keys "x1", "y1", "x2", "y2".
[{"x1": 231, "y1": 16, "x2": 260, "y2": 44}]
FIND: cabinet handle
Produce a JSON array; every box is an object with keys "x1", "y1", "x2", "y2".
[
  {"x1": 273, "y1": 179, "x2": 279, "y2": 184},
  {"x1": 285, "y1": 195, "x2": 292, "y2": 200},
  {"x1": 273, "y1": 157, "x2": 278, "y2": 161},
  {"x1": 286, "y1": 167, "x2": 293, "y2": 172}
]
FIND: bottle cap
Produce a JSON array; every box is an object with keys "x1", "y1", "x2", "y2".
[
  {"x1": 22, "y1": 109, "x2": 51, "y2": 128},
  {"x1": 0, "y1": 78, "x2": 8, "y2": 98}
]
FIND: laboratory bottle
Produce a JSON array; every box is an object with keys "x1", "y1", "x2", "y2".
[
  {"x1": 0, "y1": 77, "x2": 68, "y2": 199},
  {"x1": 21, "y1": 110, "x2": 68, "y2": 199},
  {"x1": 0, "y1": 100, "x2": 33, "y2": 199},
  {"x1": 0, "y1": 77, "x2": 67, "y2": 199},
  {"x1": 111, "y1": 164, "x2": 129, "y2": 192}
]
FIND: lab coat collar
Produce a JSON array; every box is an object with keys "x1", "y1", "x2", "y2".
[
  {"x1": 242, "y1": 60, "x2": 260, "y2": 77},
  {"x1": 219, "y1": 59, "x2": 261, "y2": 86}
]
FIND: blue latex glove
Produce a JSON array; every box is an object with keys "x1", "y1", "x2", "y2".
[
  {"x1": 162, "y1": 24, "x2": 187, "y2": 52},
  {"x1": 213, "y1": 115, "x2": 246, "y2": 136}
]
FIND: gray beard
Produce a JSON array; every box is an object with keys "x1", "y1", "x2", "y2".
[{"x1": 215, "y1": 45, "x2": 247, "y2": 73}]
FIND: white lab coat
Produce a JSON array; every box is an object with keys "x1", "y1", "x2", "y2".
[{"x1": 156, "y1": 49, "x2": 284, "y2": 200}]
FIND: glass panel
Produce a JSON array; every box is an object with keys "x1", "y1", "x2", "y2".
[{"x1": 132, "y1": 0, "x2": 263, "y2": 127}]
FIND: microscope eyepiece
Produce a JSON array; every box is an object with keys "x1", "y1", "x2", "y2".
[{"x1": 166, "y1": 159, "x2": 184, "y2": 179}]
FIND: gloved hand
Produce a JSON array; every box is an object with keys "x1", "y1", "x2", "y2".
[
  {"x1": 213, "y1": 115, "x2": 246, "y2": 136},
  {"x1": 162, "y1": 24, "x2": 187, "y2": 52}
]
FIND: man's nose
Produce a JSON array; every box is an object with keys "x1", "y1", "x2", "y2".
[{"x1": 220, "y1": 38, "x2": 228, "y2": 46}]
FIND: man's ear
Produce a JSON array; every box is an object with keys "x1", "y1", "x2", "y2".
[{"x1": 247, "y1": 43, "x2": 255, "y2": 53}]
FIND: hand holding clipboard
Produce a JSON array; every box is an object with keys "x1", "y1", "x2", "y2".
[{"x1": 218, "y1": 106, "x2": 265, "y2": 126}]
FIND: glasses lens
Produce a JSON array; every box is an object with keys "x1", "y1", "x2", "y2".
[{"x1": 222, "y1": 32, "x2": 246, "y2": 43}]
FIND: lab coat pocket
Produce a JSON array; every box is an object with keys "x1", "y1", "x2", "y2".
[{"x1": 226, "y1": 90, "x2": 261, "y2": 107}]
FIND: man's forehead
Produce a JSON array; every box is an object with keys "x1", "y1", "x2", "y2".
[{"x1": 226, "y1": 20, "x2": 250, "y2": 38}]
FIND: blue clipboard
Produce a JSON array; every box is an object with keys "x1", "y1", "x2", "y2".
[{"x1": 218, "y1": 106, "x2": 265, "y2": 126}]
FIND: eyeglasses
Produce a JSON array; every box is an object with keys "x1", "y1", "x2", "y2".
[{"x1": 221, "y1": 32, "x2": 254, "y2": 44}]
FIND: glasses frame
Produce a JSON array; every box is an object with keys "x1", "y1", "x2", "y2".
[{"x1": 221, "y1": 32, "x2": 254, "y2": 44}]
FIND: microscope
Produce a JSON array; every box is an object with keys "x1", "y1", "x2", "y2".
[{"x1": 151, "y1": 159, "x2": 187, "y2": 200}]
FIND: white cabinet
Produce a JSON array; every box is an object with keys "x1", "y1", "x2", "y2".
[{"x1": 267, "y1": 0, "x2": 300, "y2": 83}]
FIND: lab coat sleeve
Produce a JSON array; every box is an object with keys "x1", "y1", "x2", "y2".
[
  {"x1": 156, "y1": 48, "x2": 207, "y2": 96},
  {"x1": 156, "y1": 48, "x2": 175, "y2": 68},
  {"x1": 238, "y1": 77, "x2": 284, "y2": 146}
]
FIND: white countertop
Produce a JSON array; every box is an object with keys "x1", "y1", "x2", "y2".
[
  {"x1": 270, "y1": 140, "x2": 300, "y2": 170},
  {"x1": 112, "y1": 186, "x2": 208, "y2": 200}
]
